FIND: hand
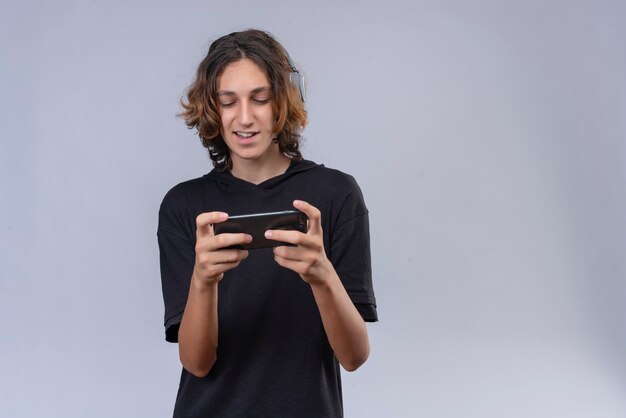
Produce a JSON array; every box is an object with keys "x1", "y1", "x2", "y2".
[
  {"x1": 266, "y1": 200, "x2": 332, "y2": 285},
  {"x1": 193, "y1": 212, "x2": 251, "y2": 285},
  {"x1": 268, "y1": 201, "x2": 371, "y2": 372}
]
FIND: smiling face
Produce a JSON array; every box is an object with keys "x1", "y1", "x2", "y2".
[{"x1": 217, "y1": 58, "x2": 281, "y2": 169}]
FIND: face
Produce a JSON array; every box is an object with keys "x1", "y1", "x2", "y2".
[{"x1": 216, "y1": 58, "x2": 278, "y2": 167}]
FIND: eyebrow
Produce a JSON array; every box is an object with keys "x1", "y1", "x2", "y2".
[{"x1": 217, "y1": 86, "x2": 271, "y2": 97}]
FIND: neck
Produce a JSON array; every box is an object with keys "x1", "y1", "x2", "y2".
[{"x1": 230, "y1": 149, "x2": 291, "y2": 185}]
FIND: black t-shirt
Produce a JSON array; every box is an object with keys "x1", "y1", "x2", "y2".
[{"x1": 158, "y1": 159, "x2": 377, "y2": 418}]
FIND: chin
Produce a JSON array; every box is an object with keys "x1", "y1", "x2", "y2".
[{"x1": 231, "y1": 149, "x2": 270, "y2": 162}]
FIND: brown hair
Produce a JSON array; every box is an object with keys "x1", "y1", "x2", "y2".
[{"x1": 179, "y1": 29, "x2": 307, "y2": 171}]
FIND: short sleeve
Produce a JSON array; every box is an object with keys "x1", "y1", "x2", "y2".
[
  {"x1": 328, "y1": 177, "x2": 378, "y2": 322},
  {"x1": 157, "y1": 190, "x2": 195, "y2": 342}
]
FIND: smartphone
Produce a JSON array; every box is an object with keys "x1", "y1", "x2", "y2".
[{"x1": 213, "y1": 210, "x2": 308, "y2": 250}]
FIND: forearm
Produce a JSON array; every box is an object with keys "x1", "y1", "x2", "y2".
[
  {"x1": 268, "y1": 200, "x2": 371, "y2": 370},
  {"x1": 310, "y1": 267, "x2": 370, "y2": 372},
  {"x1": 178, "y1": 275, "x2": 219, "y2": 378}
]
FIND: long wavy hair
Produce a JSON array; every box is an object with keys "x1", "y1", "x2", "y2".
[{"x1": 179, "y1": 29, "x2": 307, "y2": 171}]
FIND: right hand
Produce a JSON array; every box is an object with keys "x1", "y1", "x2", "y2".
[{"x1": 192, "y1": 212, "x2": 252, "y2": 285}]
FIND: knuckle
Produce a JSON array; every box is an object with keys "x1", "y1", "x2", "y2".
[
  {"x1": 308, "y1": 207, "x2": 320, "y2": 220},
  {"x1": 227, "y1": 251, "x2": 238, "y2": 263},
  {"x1": 197, "y1": 253, "x2": 210, "y2": 266},
  {"x1": 214, "y1": 234, "x2": 226, "y2": 247},
  {"x1": 195, "y1": 238, "x2": 207, "y2": 251},
  {"x1": 207, "y1": 266, "x2": 220, "y2": 278}
]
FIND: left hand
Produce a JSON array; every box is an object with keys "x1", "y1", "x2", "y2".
[{"x1": 265, "y1": 200, "x2": 331, "y2": 285}]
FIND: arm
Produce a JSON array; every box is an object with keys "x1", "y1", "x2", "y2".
[
  {"x1": 267, "y1": 200, "x2": 370, "y2": 371},
  {"x1": 308, "y1": 266, "x2": 370, "y2": 371},
  {"x1": 178, "y1": 212, "x2": 251, "y2": 378}
]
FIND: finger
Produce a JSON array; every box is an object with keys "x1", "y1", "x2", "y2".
[
  {"x1": 196, "y1": 249, "x2": 248, "y2": 279},
  {"x1": 196, "y1": 212, "x2": 228, "y2": 238},
  {"x1": 273, "y1": 255, "x2": 310, "y2": 276},
  {"x1": 212, "y1": 248, "x2": 249, "y2": 264},
  {"x1": 293, "y1": 200, "x2": 322, "y2": 235},
  {"x1": 204, "y1": 261, "x2": 244, "y2": 278},
  {"x1": 272, "y1": 245, "x2": 307, "y2": 262},
  {"x1": 208, "y1": 233, "x2": 253, "y2": 251},
  {"x1": 264, "y1": 229, "x2": 309, "y2": 247}
]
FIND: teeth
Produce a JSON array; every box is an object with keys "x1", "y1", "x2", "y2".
[{"x1": 236, "y1": 132, "x2": 255, "y2": 138}]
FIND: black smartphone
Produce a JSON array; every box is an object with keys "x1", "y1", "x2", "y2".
[{"x1": 213, "y1": 210, "x2": 308, "y2": 250}]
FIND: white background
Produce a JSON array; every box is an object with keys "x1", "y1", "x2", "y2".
[{"x1": 1, "y1": 0, "x2": 625, "y2": 417}]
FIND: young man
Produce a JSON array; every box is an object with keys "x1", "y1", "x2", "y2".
[{"x1": 158, "y1": 29, "x2": 377, "y2": 417}]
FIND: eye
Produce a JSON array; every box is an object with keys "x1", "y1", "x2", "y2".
[
  {"x1": 219, "y1": 101, "x2": 235, "y2": 108},
  {"x1": 252, "y1": 97, "x2": 271, "y2": 105}
]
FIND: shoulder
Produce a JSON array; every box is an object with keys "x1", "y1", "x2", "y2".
[
  {"x1": 158, "y1": 175, "x2": 210, "y2": 238},
  {"x1": 318, "y1": 165, "x2": 365, "y2": 205},
  {"x1": 160, "y1": 176, "x2": 207, "y2": 209},
  {"x1": 295, "y1": 161, "x2": 368, "y2": 225},
  {"x1": 300, "y1": 161, "x2": 362, "y2": 195},
  {"x1": 159, "y1": 170, "x2": 228, "y2": 215}
]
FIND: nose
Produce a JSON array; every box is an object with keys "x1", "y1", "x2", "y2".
[{"x1": 237, "y1": 100, "x2": 253, "y2": 126}]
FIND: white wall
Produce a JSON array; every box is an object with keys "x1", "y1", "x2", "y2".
[{"x1": 1, "y1": 1, "x2": 625, "y2": 417}]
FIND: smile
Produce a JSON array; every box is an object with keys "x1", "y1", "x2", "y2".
[{"x1": 235, "y1": 131, "x2": 258, "y2": 138}]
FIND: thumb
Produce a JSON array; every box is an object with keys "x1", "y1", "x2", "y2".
[{"x1": 196, "y1": 212, "x2": 228, "y2": 238}]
